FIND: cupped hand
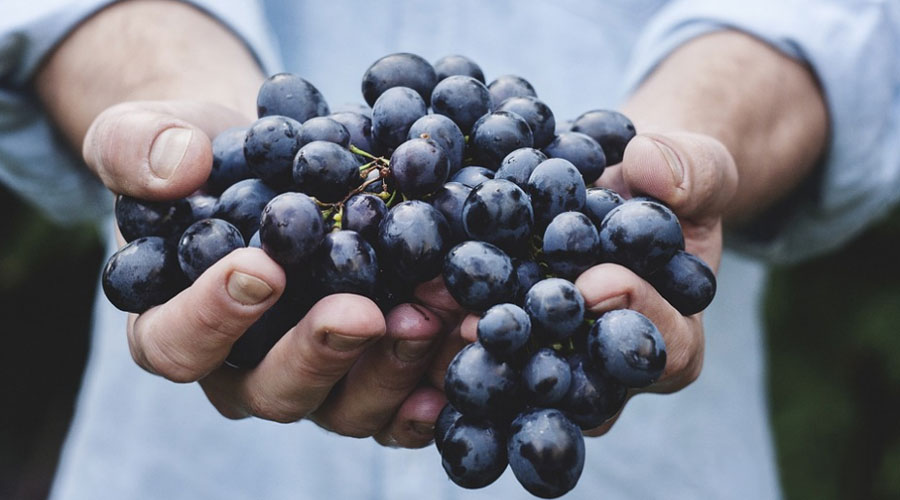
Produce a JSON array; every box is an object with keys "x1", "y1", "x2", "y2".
[{"x1": 85, "y1": 100, "x2": 463, "y2": 448}]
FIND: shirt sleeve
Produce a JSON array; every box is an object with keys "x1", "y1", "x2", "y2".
[
  {"x1": 620, "y1": 0, "x2": 900, "y2": 264},
  {"x1": 0, "y1": 0, "x2": 281, "y2": 225}
]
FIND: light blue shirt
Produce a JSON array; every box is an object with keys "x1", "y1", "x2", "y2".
[{"x1": 2, "y1": 1, "x2": 899, "y2": 499}]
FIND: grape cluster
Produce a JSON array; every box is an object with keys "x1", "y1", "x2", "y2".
[{"x1": 101, "y1": 52, "x2": 717, "y2": 497}]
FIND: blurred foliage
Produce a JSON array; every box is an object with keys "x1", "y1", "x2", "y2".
[{"x1": 765, "y1": 206, "x2": 900, "y2": 500}]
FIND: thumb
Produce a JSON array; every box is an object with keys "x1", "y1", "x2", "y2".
[
  {"x1": 617, "y1": 132, "x2": 738, "y2": 223},
  {"x1": 82, "y1": 100, "x2": 251, "y2": 200}
]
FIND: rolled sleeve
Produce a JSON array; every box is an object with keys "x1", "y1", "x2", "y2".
[{"x1": 622, "y1": 0, "x2": 900, "y2": 263}]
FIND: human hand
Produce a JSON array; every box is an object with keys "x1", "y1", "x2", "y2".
[{"x1": 85, "y1": 100, "x2": 462, "y2": 447}]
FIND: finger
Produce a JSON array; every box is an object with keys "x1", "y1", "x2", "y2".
[
  {"x1": 310, "y1": 303, "x2": 445, "y2": 437},
  {"x1": 82, "y1": 100, "x2": 250, "y2": 200},
  {"x1": 426, "y1": 322, "x2": 470, "y2": 391},
  {"x1": 575, "y1": 264, "x2": 704, "y2": 394},
  {"x1": 413, "y1": 275, "x2": 465, "y2": 325},
  {"x1": 208, "y1": 294, "x2": 386, "y2": 423},
  {"x1": 373, "y1": 386, "x2": 447, "y2": 448},
  {"x1": 128, "y1": 247, "x2": 284, "y2": 383}
]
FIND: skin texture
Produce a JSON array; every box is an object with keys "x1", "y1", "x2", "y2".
[{"x1": 35, "y1": 1, "x2": 827, "y2": 444}]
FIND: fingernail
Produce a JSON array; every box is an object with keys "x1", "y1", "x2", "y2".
[
  {"x1": 411, "y1": 421, "x2": 435, "y2": 436},
  {"x1": 326, "y1": 333, "x2": 370, "y2": 352},
  {"x1": 590, "y1": 294, "x2": 629, "y2": 314},
  {"x1": 149, "y1": 127, "x2": 192, "y2": 179},
  {"x1": 393, "y1": 339, "x2": 433, "y2": 362},
  {"x1": 227, "y1": 271, "x2": 273, "y2": 305},
  {"x1": 649, "y1": 138, "x2": 684, "y2": 186}
]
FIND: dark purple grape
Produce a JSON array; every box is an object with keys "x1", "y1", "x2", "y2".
[
  {"x1": 571, "y1": 109, "x2": 636, "y2": 165},
  {"x1": 441, "y1": 417, "x2": 508, "y2": 489},
  {"x1": 512, "y1": 258, "x2": 542, "y2": 304},
  {"x1": 213, "y1": 178, "x2": 277, "y2": 242},
  {"x1": 598, "y1": 200, "x2": 684, "y2": 276},
  {"x1": 371, "y1": 87, "x2": 427, "y2": 151},
  {"x1": 444, "y1": 342, "x2": 520, "y2": 420},
  {"x1": 443, "y1": 241, "x2": 516, "y2": 312},
  {"x1": 362, "y1": 52, "x2": 437, "y2": 106},
  {"x1": 298, "y1": 116, "x2": 350, "y2": 148},
  {"x1": 331, "y1": 102, "x2": 372, "y2": 118},
  {"x1": 541, "y1": 211, "x2": 600, "y2": 280},
  {"x1": 430, "y1": 75, "x2": 493, "y2": 134},
  {"x1": 587, "y1": 309, "x2": 666, "y2": 388},
  {"x1": 243, "y1": 115, "x2": 303, "y2": 189},
  {"x1": 507, "y1": 408, "x2": 584, "y2": 499},
  {"x1": 408, "y1": 114, "x2": 465, "y2": 174},
  {"x1": 115, "y1": 194, "x2": 193, "y2": 243},
  {"x1": 647, "y1": 250, "x2": 717, "y2": 315},
  {"x1": 562, "y1": 353, "x2": 627, "y2": 429},
  {"x1": 435, "y1": 403, "x2": 463, "y2": 453},
  {"x1": 177, "y1": 218, "x2": 245, "y2": 282},
  {"x1": 102, "y1": 236, "x2": 186, "y2": 313},
  {"x1": 543, "y1": 131, "x2": 606, "y2": 184},
  {"x1": 526, "y1": 158, "x2": 586, "y2": 228},
  {"x1": 256, "y1": 73, "x2": 329, "y2": 123},
  {"x1": 429, "y1": 182, "x2": 472, "y2": 242},
  {"x1": 488, "y1": 74, "x2": 537, "y2": 107},
  {"x1": 187, "y1": 194, "x2": 217, "y2": 222},
  {"x1": 496, "y1": 96, "x2": 556, "y2": 149},
  {"x1": 522, "y1": 348, "x2": 572, "y2": 406},
  {"x1": 582, "y1": 187, "x2": 624, "y2": 228},
  {"x1": 329, "y1": 111, "x2": 376, "y2": 155},
  {"x1": 343, "y1": 193, "x2": 387, "y2": 244},
  {"x1": 477, "y1": 303, "x2": 531, "y2": 360},
  {"x1": 311, "y1": 230, "x2": 378, "y2": 298},
  {"x1": 259, "y1": 192, "x2": 325, "y2": 269},
  {"x1": 469, "y1": 111, "x2": 534, "y2": 170},
  {"x1": 377, "y1": 200, "x2": 451, "y2": 284},
  {"x1": 461, "y1": 179, "x2": 533, "y2": 254},
  {"x1": 495, "y1": 147, "x2": 547, "y2": 188},
  {"x1": 524, "y1": 278, "x2": 584, "y2": 342},
  {"x1": 450, "y1": 166, "x2": 494, "y2": 188},
  {"x1": 389, "y1": 138, "x2": 450, "y2": 198},
  {"x1": 434, "y1": 55, "x2": 485, "y2": 83},
  {"x1": 293, "y1": 140, "x2": 362, "y2": 203},
  {"x1": 208, "y1": 126, "x2": 253, "y2": 194}
]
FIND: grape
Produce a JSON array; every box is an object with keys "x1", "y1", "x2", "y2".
[
  {"x1": 526, "y1": 158, "x2": 586, "y2": 228},
  {"x1": 243, "y1": 115, "x2": 303, "y2": 189},
  {"x1": 434, "y1": 403, "x2": 463, "y2": 453},
  {"x1": 371, "y1": 86, "x2": 427, "y2": 151},
  {"x1": 258, "y1": 192, "x2": 325, "y2": 269},
  {"x1": 496, "y1": 96, "x2": 556, "y2": 149},
  {"x1": 102, "y1": 236, "x2": 186, "y2": 313},
  {"x1": 507, "y1": 408, "x2": 584, "y2": 499},
  {"x1": 647, "y1": 250, "x2": 717, "y2": 315},
  {"x1": 177, "y1": 218, "x2": 245, "y2": 282},
  {"x1": 469, "y1": 111, "x2": 534, "y2": 170},
  {"x1": 329, "y1": 111, "x2": 376, "y2": 155},
  {"x1": 343, "y1": 193, "x2": 387, "y2": 244},
  {"x1": 361, "y1": 52, "x2": 437, "y2": 106},
  {"x1": 187, "y1": 194, "x2": 217, "y2": 221},
  {"x1": 444, "y1": 342, "x2": 520, "y2": 421},
  {"x1": 562, "y1": 353, "x2": 627, "y2": 429},
  {"x1": 582, "y1": 187, "x2": 624, "y2": 228},
  {"x1": 512, "y1": 258, "x2": 542, "y2": 304},
  {"x1": 440, "y1": 417, "x2": 508, "y2": 489},
  {"x1": 115, "y1": 194, "x2": 193, "y2": 243},
  {"x1": 543, "y1": 131, "x2": 606, "y2": 184},
  {"x1": 297, "y1": 116, "x2": 350, "y2": 148},
  {"x1": 389, "y1": 137, "x2": 450, "y2": 198},
  {"x1": 541, "y1": 211, "x2": 600, "y2": 280},
  {"x1": 430, "y1": 75, "x2": 493, "y2": 134},
  {"x1": 434, "y1": 55, "x2": 485, "y2": 83},
  {"x1": 495, "y1": 147, "x2": 547, "y2": 188},
  {"x1": 256, "y1": 73, "x2": 329, "y2": 123},
  {"x1": 524, "y1": 278, "x2": 584, "y2": 342},
  {"x1": 521, "y1": 348, "x2": 572, "y2": 406},
  {"x1": 488, "y1": 74, "x2": 537, "y2": 107},
  {"x1": 429, "y1": 182, "x2": 472, "y2": 242},
  {"x1": 208, "y1": 126, "x2": 253, "y2": 194},
  {"x1": 598, "y1": 199, "x2": 684, "y2": 277},
  {"x1": 461, "y1": 178, "x2": 534, "y2": 254},
  {"x1": 311, "y1": 230, "x2": 379, "y2": 298},
  {"x1": 450, "y1": 166, "x2": 494, "y2": 188},
  {"x1": 377, "y1": 200, "x2": 451, "y2": 284},
  {"x1": 571, "y1": 109, "x2": 636, "y2": 165},
  {"x1": 213, "y1": 179, "x2": 277, "y2": 242},
  {"x1": 587, "y1": 309, "x2": 666, "y2": 388},
  {"x1": 407, "y1": 114, "x2": 465, "y2": 175},
  {"x1": 293, "y1": 140, "x2": 362, "y2": 203},
  {"x1": 443, "y1": 240, "x2": 516, "y2": 312},
  {"x1": 477, "y1": 303, "x2": 531, "y2": 360}
]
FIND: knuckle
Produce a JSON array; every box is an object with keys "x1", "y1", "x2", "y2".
[
  {"x1": 318, "y1": 411, "x2": 380, "y2": 438},
  {"x1": 245, "y1": 392, "x2": 307, "y2": 424},
  {"x1": 142, "y1": 339, "x2": 204, "y2": 383}
]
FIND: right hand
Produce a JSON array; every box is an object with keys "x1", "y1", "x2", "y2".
[{"x1": 86, "y1": 100, "x2": 463, "y2": 448}]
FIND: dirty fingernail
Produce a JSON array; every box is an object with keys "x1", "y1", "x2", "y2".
[
  {"x1": 326, "y1": 333, "x2": 370, "y2": 352},
  {"x1": 410, "y1": 421, "x2": 435, "y2": 436},
  {"x1": 227, "y1": 271, "x2": 274, "y2": 305},
  {"x1": 393, "y1": 339, "x2": 433, "y2": 362},
  {"x1": 149, "y1": 127, "x2": 192, "y2": 179}
]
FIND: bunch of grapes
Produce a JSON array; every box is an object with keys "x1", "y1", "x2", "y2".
[{"x1": 101, "y1": 53, "x2": 716, "y2": 497}]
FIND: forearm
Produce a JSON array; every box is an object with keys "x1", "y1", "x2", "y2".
[
  {"x1": 35, "y1": 0, "x2": 264, "y2": 149},
  {"x1": 622, "y1": 30, "x2": 828, "y2": 223}
]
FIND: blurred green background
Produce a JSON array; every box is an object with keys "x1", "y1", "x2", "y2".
[{"x1": 0, "y1": 183, "x2": 898, "y2": 499}]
